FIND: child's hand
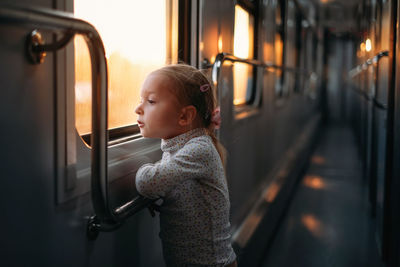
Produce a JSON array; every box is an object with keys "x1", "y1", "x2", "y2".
[{"x1": 148, "y1": 202, "x2": 160, "y2": 217}]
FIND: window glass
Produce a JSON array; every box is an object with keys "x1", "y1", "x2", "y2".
[
  {"x1": 283, "y1": 1, "x2": 297, "y2": 94},
  {"x1": 233, "y1": 5, "x2": 255, "y2": 106},
  {"x1": 74, "y1": 0, "x2": 178, "y2": 135},
  {"x1": 274, "y1": 1, "x2": 284, "y2": 96},
  {"x1": 274, "y1": 32, "x2": 283, "y2": 94}
]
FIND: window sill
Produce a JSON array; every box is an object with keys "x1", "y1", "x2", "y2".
[
  {"x1": 80, "y1": 124, "x2": 142, "y2": 147},
  {"x1": 234, "y1": 105, "x2": 261, "y2": 121}
]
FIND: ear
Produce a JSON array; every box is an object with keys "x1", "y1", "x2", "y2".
[{"x1": 178, "y1": 105, "x2": 197, "y2": 126}]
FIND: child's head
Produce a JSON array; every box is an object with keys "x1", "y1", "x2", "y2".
[
  {"x1": 135, "y1": 64, "x2": 217, "y2": 139},
  {"x1": 153, "y1": 64, "x2": 217, "y2": 129}
]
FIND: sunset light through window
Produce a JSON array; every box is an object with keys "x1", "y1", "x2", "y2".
[
  {"x1": 233, "y1": 5, "x2": 254, "y2": 106},
  {"x1": 74, "y1": 0, "x2": 177, "y2": 135}
]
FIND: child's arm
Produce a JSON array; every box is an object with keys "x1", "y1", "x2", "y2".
[{"x1": 135, "y1": 141, "x2": 212, "y2": 199}]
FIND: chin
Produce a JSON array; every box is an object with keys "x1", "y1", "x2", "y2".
[
  {"x1": 140, "y1": 130, "x2": 156, "y2": 139},
  {"x1": 139, "y1": 129, "x2": 148, "y2": 138}
]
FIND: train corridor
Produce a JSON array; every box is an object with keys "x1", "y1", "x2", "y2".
[{"x1": 259, "y1": 123, "x2": 384, "y2": 267}]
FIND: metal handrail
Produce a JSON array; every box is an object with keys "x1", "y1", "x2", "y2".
[
  {"x1": 373, "y1": 98, "x2": 388, "y2": 110},
  {"x1": 372, "y1": 51, "x2": 389, "y2": 110},
  {"x1": 0, "y1": 4, "x2": 151, "y2": 239},
  {"x1": 349, "y1": 50, "x2": 389, "y2": 78},
  {"x1": 348, "y1": 50, "x2": 389, "y2": 109},
  {"x1": 211, "y1": 53, "x2": 312, "y2": 87}
]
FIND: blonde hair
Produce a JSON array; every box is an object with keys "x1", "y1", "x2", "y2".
[{"x1": 153, "y1": 64, "x2": 226, "y2": 164}]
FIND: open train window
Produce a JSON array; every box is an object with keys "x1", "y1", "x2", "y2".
[
  {"x1": 74, "y1": 0, "x2": 178, "y2": 143},
  {"x1": 233, "y1": 2, "x2": 257, "y2": 108}
]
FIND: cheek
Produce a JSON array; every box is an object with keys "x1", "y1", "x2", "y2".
[
  {"x1": 156, "y1": 113, "x2": 178, "y2": 128},
  {"x1": 158, "y1": 105, "x2": 178, "y2": 119}
]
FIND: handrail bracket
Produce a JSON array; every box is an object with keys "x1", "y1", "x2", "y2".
[{"x1": 27, "y1": 29, "x2": 74, "y2": 64}]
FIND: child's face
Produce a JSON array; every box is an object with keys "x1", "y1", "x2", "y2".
[{"x1": 135, "y1": 73, "x2": 183, "y2": 139}]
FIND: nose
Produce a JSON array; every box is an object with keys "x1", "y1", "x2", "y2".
[{"x1": 135, "y1": 103, "x2": 143, "y2": 115}]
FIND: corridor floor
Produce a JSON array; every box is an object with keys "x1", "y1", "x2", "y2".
[{"x1": 260, "y1": 124, "x2": 385, "y2": 267}]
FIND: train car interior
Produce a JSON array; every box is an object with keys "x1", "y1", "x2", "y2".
[{"x1": 1, "y1": 0, "x2": 400, "y2": 266}]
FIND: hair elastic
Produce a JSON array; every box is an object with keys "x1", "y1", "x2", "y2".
[
  {"x1": 211, "y1": 107, "x2": 221, "y2": 129},
  {"x1": 200, "y1": 84, "x2": 211, "y2": 92}
]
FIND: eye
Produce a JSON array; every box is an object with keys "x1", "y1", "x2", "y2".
[{"x1": 148, "y1": 99, "x2": 156, "y2": 104}]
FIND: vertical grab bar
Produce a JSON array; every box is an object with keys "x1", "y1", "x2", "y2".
[
  {"x1": 0, "y1": 4, "x2": 154, "y2": 240},
  {"x1": 372, "y1": 51, "x2": 389, "y2": 109}
]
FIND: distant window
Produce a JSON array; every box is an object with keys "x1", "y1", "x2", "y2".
[
  {"x1": 274, "y1": 32, "x2": 283, "y2": 94},
  {"x1": 74, "y1": 0, "x2": 178, "y2": 135},
  {"x1": 233, "y1": 4, "x2": 255, "y2": 106},
  {"x1": 283, "y1": 0, "x2": 297, "y2": 94},
  {"x1": 274, "y1": 0, "x2": 284, "y2": 97}
]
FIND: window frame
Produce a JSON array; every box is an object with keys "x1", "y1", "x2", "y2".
[
  {"x1": 73, "y1": 0, "x2": 189, "y2": 145},
  {"x1": 233, "y1": 0, "x2": 260, "y2": 111},
  {"x1": 56, "y1": 0, "x2": 189, "y2": 204},
  {"x1": 282, "y1": 0, "x2": 297, "y2": 97},
  {"x1": 293, "y1": 9, "x2": 302, "y2": 93},
  {"x1": 274, "y1": 0, "x2": 286, "y2": 100}
]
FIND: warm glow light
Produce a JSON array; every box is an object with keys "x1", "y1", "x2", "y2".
[
  {"x1": 360, "y1": 42, "x2": 366, "y2": 52},
  {"x1": 264, "y1": 182, "x2": 279, "y2": 203},
  {"x1": 275, "y1": 33, "x2": 283, "y2": 75},
  {"x1": 366, "y1": 38, "x2": 372, "y2": 52},
  {"x1": 218, "y1": 36, "x2": 223, "y2": 53},
  {"x1": 301, "y1": 214, "x2": 323, "y2": 237},
  {"x1": 74, "y1": 36, "x2": 92, "y2": 134},
  {"x1": 234, "y1": 6, "x2": 251, "y2": 58},
  {"x1": 74, "y1": 0, "x2": 177, "y2": 134},
  {"x1": 199, "y1": 41, "x2": 204, "y2": 52},
  {"x1": 233, "y1": 5, "x2": 254, "y2": 106},
  {"x1": 263, "y1": 43, "x2": 273, "y2": 62},
  {"x1": 303, "y1": 175, "x2": 326, "y2": 190},
  {"x1": 210, "y1": 55, "x2": 216, "y2": 64},
  {"x1": 75, "y1": 0, "x2": 166, "y2": 64},
  {"x1": 311, "y1": 155, "x2": 326, "y2": 165}
]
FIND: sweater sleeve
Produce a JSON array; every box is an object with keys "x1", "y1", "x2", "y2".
[{"x1": 135, "y1": 139, "x2": 212, "y2": 199}]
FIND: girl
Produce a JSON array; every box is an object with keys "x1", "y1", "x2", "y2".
[{"x1": 134, "y1": 64, "x2": 237, "y2": 267}]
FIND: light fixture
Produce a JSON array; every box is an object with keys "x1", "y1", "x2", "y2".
[
  {"x1": 360, "y1": 42, "x2": 366, "y2": 52},
  {"x1": 366, "y1": 38, "x2": 372, "y2": 52}
]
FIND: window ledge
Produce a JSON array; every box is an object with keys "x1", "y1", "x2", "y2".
[{"x1": 234, "y1": 105, "x2": 261, "y2": 121}]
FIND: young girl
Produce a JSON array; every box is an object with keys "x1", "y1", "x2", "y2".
[{"x1": 134, "y1": 64, "x2": 237, "y2": 267}]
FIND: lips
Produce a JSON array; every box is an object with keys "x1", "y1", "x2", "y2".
[{"x1": 137, "y1": 120, "x2": 144, "y2": 128}]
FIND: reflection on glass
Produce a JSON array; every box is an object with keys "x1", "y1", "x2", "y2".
[
  {"x1": 74, "y1": 0, "x2": 177, "y2": 135},
  {"x1": 233, "y1": 5, "x2": 254, "y2": 106},
  {"x1": 274, "y1": 33, "x2": 283, "y2": 95}
]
